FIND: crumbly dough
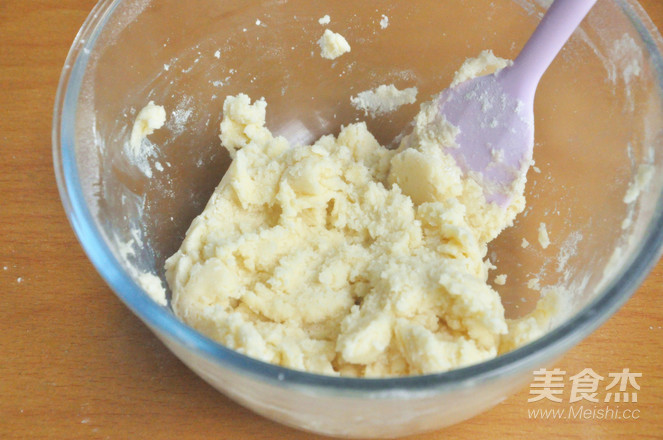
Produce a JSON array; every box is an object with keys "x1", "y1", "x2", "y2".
[
  {"x1": 623, "y1": 164, "x2": 654, "y2": 204},
  {"x1": 538, "y1": 222, "x2": 550, "y2": 249},
  {"x1": 527, "y1": 277, "x2": 541, "y2": 291},
  {"x1": 165, "y1": 53, "x2": 555, "y2": 377},
  {"x1": 318, "y1": 29, "x2": 351, "y2": 60},
  {"x1": 494, "y1": 274, "x2": 507, "y2": 285},
  {"x1": 130, "y1": 101, "x2": 166, "y2": 154},
  {"x1": 350, "y1": 84, "x2": 418, "y2": 117},
  {"x1": 451, "y1": 50, "x2": 512, "y2": 87},
  {"x1": 380, "y1": 15, "x2": 389, "y2": 30},
  {"x1": 137, "y1": 272, "x2": 167, "y2": 306}
]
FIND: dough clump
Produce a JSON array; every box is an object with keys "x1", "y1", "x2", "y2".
[
  {"x1": 130, "y1": 101, "x2": 166, "y2": 154},
  {"x1": 350, "y1": 84, "x2": 418, "y2": 117},
  {"x1": 318, "y1": 29, "x2": 351, "y2": 60},
  {"x1": 165, "y1": 53, "x2": 554, "y2": 377}
]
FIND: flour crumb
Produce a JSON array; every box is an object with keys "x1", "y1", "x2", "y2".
[
  {"x1": 527, "y1": 277, "x2": 541, "y2": 291},
  {"x1": 318, "y1": 15, "x2": 331, "y2": 25},
  {"x1": 127, "y1": 102, "x2": 166, "y2": 177},
  {"x1": 130, "y1": 101, "x2": 166, "y2": 155},
  {"x1": 17, "y1": 277, "x2": 23, "y2": 284},
  {"x1": 256, "y1": 19, "x2": 261, "y2": 26},
  {"x1": 533, "y1": 166, "x2": 541, "y2": 173},
  {"x1": 318, "y1": 29, "x2": 351, "y2": 60},
  {"x1": 538, "y1": 223, "x2": 550, "y2": 249},
  {"x1": 3, "y1": 266, "x2": 7, "y2": 271},
  {"x1": 137, "y1": 272, "x2": 168, "y2": 306},
  {"x1": 163, "y1": 64, "x2": 170, "y2": 71},
  {"x1": 451, "y1": 50, "x2": 512, "y2": 87},
  {"x1": 350, "y1": 84, "x2": 418, "y2": 117},
  {"x1": 623, "y1": 164, "x2": 654, "y2": 204},
  {"x1": 380, "y1": 15, "x2": 389, "y2": 29},
  {"x1": 494, "y1": 274, "x2": 507, "y2": 285},
  {"x1": 521, "y1": 238, "x2": 530, "y2": 248},
  {"x1": 168, "y1": 96, "x2": 194, "y2": 135},
  {"x1": 214, "y1": 50, "x2": 221, "y2": 59}
]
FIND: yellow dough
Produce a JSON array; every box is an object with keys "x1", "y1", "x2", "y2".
[
  {"x1": 165, "y1": 52, "x2": 556, "y2": 377},
  {"x1": 318, "y1": 29, "x2": 351, "y2": 60}
]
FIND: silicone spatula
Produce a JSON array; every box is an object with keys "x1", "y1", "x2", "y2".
[{"x1": 437, "y1": 0, "x2": 597, "y2": 206}]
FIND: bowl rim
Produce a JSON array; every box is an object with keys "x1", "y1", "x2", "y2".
[{"x1": 53, "y1": 0, "x2": 663, "y2": 394}]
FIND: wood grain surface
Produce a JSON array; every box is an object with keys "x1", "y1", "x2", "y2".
[{"x1": 1, "y1": 1, "x2": 662, "y2": 439}]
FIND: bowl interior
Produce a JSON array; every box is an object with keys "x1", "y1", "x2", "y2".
[{"x1": 71, "y1": 0, "x2": 663, "y2": 353}]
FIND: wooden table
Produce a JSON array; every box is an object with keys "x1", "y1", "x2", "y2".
[{"x1": 2, "y1": 1, "x2": 662, "y2": 439}]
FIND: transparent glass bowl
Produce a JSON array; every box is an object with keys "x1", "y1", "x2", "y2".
[{"x1": 54, "y1": 0, "x2": 663, "y2": 437}]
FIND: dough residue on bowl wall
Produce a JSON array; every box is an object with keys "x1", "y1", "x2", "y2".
[
  {"x1": 318, "y1": 29, "x2": 351, "y2": 60},
  {"x1": 126, "y1": 101, "x2": 166, "y2": 178},
  {"x1": 380, "y1": 15, "x2": 389, "y2": 29},
  {"x1": 622, "y1": 163, "x2": 655, "y2": 230},
  {"x1": 137, "y1": 272, "x2": 168, "y2": 306},
  {"x1": 623, "y1": 164, "x2": 654, "y2": 204},
  {"x1": 538, "y1": 222, "x2": 550, "y2": 249},
  {"x1": 130, "y1": 101, "x2": 165, "y2": 154},
  {"x1": 494, "y1": 274, "x2": 507, "y2": 285},
  {"x1": 604, "y1": 162, "x2": 656, "y2": 280},
  {"x1": 350, "y1": 84, "x2": 418, "y2": 117},
  {"x1": 114, "y1": 230, "x2": 168, "y2": 307}
]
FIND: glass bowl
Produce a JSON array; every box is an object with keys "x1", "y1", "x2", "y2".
[{"x1": 53, "y1": 0, "x2": 663, "y2": 437}]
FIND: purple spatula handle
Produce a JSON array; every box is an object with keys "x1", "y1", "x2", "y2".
[{"x1": 501, "y1": 0, "x2": 598, "y2": 101}]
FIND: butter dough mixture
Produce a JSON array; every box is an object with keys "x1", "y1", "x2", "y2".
[
  {"x1": 350, "y1": 84, "x2": 418, "y2": 117},
  {"x1": 165, "y1": 53, "x2": 557, "y2": 377},
  {"x1": 130, "y1": 101, "x2": 166, "y2": 154},
  {"x1": 318, "y1": 29, "x2": 351, "y2": 60}
]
